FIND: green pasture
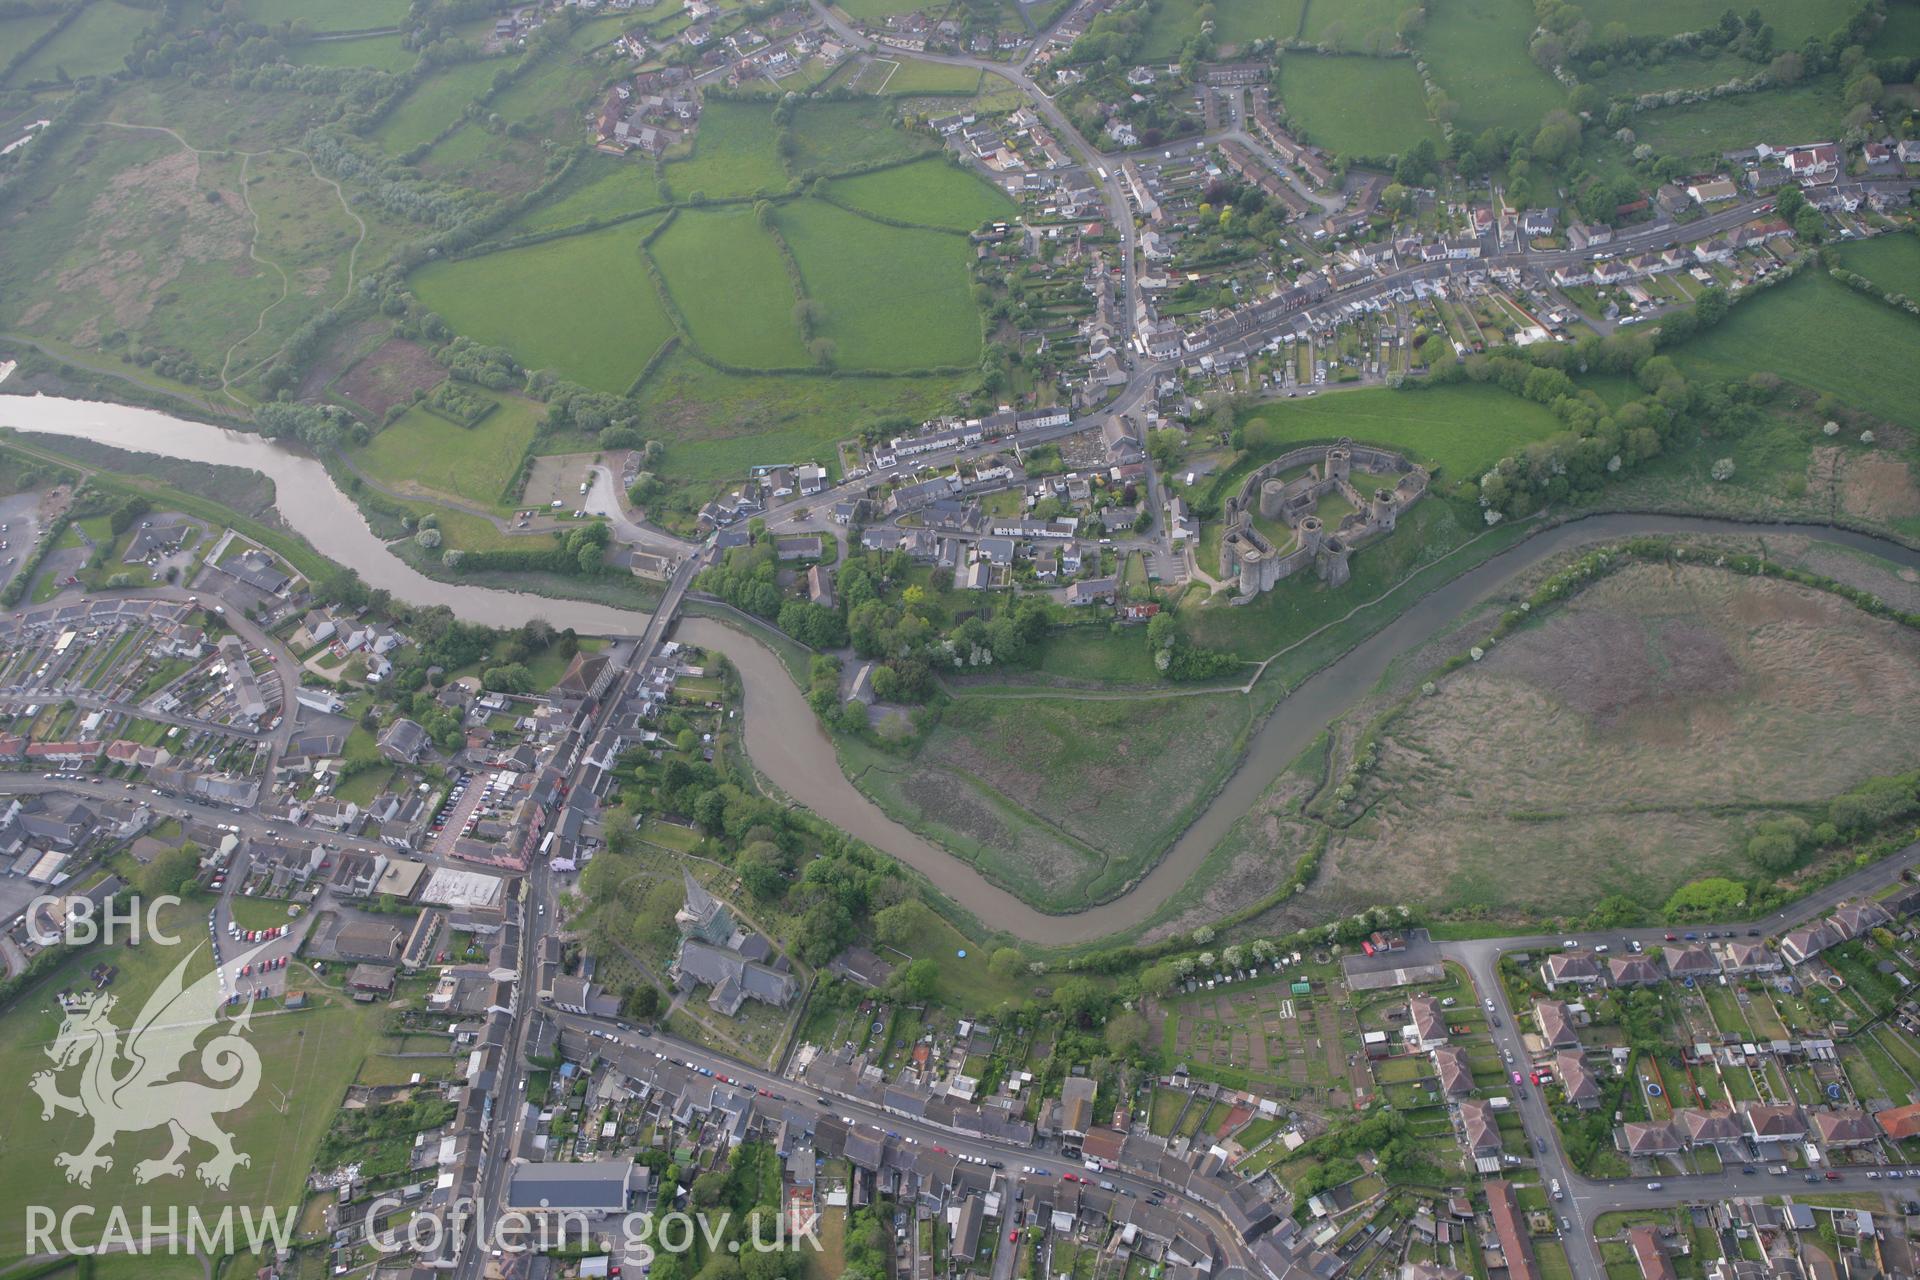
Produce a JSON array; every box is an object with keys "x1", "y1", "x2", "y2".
[
  {"x1": 10, "y1": 1, "x2": 150, "y2": 84},
  {"x1": 826, "y1": 156, "x2": 1014, "y2": 230},
  {"x1": 1301, "y1": 0, "x2": 1404, "y2": 50},
  {"x1": 374, "y1": 57, "x2": 504, "y2": 153},
  {"x1": 510, "y1": 154, "x2": 663, "y2": 235},
  {"x1": 1215, "y1": 0, "x2": 1309, "y2": 46},
  {"x1": 1830, "y1": 233, "x2": 1920, "y2": 300},
  {"x1": 651, "y1": 206, "x2": 809, "y2": 368},
  {"x1": 411, "y1": 219, "x2": 672, "y2": 393},
  {"x1": 1277, "y1": 54, "x2": 1441, "y2": 158},
  {"x1": 778, "y1": 199, "x2": 982, "y2": 371},
  {"x1": 866, "y1": 57, "x2": 983, "y2": 95},
  {"x1": 666, "y1": 98, "x2": 788, "y2": 198},
  {"x1": 1414, "y1": 0, "x2": 1565, "y2": 135},
  {"x1": 351, "y1": 390, "x2": 543, "y2": 508},
  {"x1": 1574, "y1": 0, "x2": 1857, "y2": 46},
  {"x1": 634, "y1": 349, "x2": 970, "y2": 482},
  {"x1": 1631, "y1": 76, "x2": 1851, "y2": 160},
  {"x1": 1238, "y1": 383, "x2": 1565, "y2": 480},
  {"x1": 1672, "y1": 269, "x2": 1920, "y2": 430},
  {"x1": 244, "y1": 0, "x2": 407, "y2": 31},
  {"x1": 787, "y1": 98, "x2": 936, "y2": 176},
  {"x1": 286, "y1": 33, "x2": 418, "y2": 72}
]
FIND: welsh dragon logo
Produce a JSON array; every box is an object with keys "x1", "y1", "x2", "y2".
[{"x1": 30, "y1": 943, "x2": 265, "y2": 1190}]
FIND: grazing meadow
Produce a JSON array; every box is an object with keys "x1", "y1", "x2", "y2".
[
  {"x1": 1277, "y1": 54, "x2": 1442, "y2": 158},
  {"x1": 411, "y1": 219, "x2": 673, "y2": 393},
  {"x1": 825, "y1": 156, "x2": 1015, "y2": 230},
  {"x1": 778, "y1": 200, "x2": 982, "y2": 371}
]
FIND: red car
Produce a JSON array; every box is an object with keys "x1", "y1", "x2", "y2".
[
  {"x1": 1063, "y1": 1173, "x2": 1080, "y2": 1183},
  {"x1": 1664, "y1": 933, "x2": 1678, "y2": 941},
  {"x1": 1009, "y1": 1231, "x2": 1019, "y2": 1243},
  {"x1": 932, "y1": 1146, "x2": 946, "y2": 1154},
  {"x1": 1825, "y1": 1171, "x2": 1842, "y2": 1181}
]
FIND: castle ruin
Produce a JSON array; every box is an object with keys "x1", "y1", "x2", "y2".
[{"x1": 1218, "y1": 439, "x2": 1428, "y2": 601}]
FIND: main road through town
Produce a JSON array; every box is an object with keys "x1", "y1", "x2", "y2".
[{"x1": 6, "y1": 396, "x2": 1920, "y2": 946}]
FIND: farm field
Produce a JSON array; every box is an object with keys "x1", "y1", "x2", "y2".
[
  {"x1": 9, "y1": 2, "x2": 150, "y2": 85},
  {"x1": 852, "y1": 691, "x2": 1257, "y2": 911},
  {"x1": 509, "y1": 154, "x2": 663, "y2": 235},
  {"x1": 651, "y1": 206, "x2": 810, "y2": 368},
  {"x1": 286, "y1": 33, "x2": 418, "y2": 72},
  {"x1": 350, "y1": 391, "x2": 543, "y2": 509},
  {"x1": 411, "y1": 219, "x2": 673, "y2": 393},
  {"x1": 1277, "y1": 54, "x2": 1441, "y2": 159},
  {"x1": 244, "y1": 0, "x2": 408, "y2": 31},
  {"x1": 825, "y1": 155, "x2": 1015, "y2": 230},
  {"x1": 1215, "y1": 0, "x2": 1311, "y2": 47},
  {"x1": 490, "y1": 52, "x2": 603, "y2": 137},
  {"x1": 1413, "y1": 0, "x2": 1564, "y2": 135},
  {"x1": 1574, "y1": 0, "x2": 1856, "y2": 46},
  {"x1": 1831, "y1": 233, "x2": 1920, "y2": 301},
  {"x1": 834, "y1": 0, "x2": 938, "y2": 20},
  {"x1": 1236, "y1": 383, "x2": 1565, "y2": 481},
  {"x1": 1300, "y1": 0, "x2": 1405, "y2": 50},
  {"x1": 373, "y1": 57, "x2": 505, "y2": 153},
  {"x1": 1672, "y1": 270, "x2": 1920, "y2": 430},
  {"x1": 1631, "y1": 77, "x2": 1851, "y2": 160},
  {"x1": 633, "y1": 348, "x2": 970, "y2": 484},
  {"x1": 1319, "y1": 563, "x2": 1920, "y2": 921},
  {"x1": 1139, "y1": 0, "x2": 1209, "y2": 59},
  {"x1": 665, "y1": 98, "x2": 789, "y2": 199},
  {"x1": 0, "y1": 9, "x2": 65, "y2": 70},
  {"x1": 787, "y1": 98, "x2": 937, "y2": 174},
  {"x1": 1876, "y1": 0, "x2": 1920, "y2": 57},
  {"x1": 777, "y1": 200, "x2": 982, "y2": 371},
  {"x1": 0, "y1": 901, "x2": 382, "y2": 1264},
  {"x1": 863, "y1": 57, "x2": 984, "y2": 95}
]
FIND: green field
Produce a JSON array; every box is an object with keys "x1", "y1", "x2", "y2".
[
  {"x1": 510, "y1": 154, "x2": 663, "y2": 235},
  {"x1": 1831, "y1": 233, "x2": 1920, "y2": 301},
  {"x1": 666, "y1": 98, "x2": 789, "y2": 199},
  {"x1": 1575, "y1": 0, "x2": 1856, "y2": 47},
  {"x1": 1631, "y1": 77, "x2": 1851, "y2": 160},
  {"x1": 245, "y1": 0, "x2": 408, "y2": 31},
  {"x1": 351, "y1": 391, "x2": 543, "y2": 508},
  {"x1": 864, "y1": 56, "x2": 984, "y2": 95},
  {"x1": 412, "y1": 219, "x2": 673, "y2": 392},
  {"x1": 373, "y1": 57, "x2": 504, "y2": 153},
  {"x1": 490, "y1": 51, "x2": 603, "y2": 137},
  {"x1": 1876, "y1": 1, "x2": 1920, "y2": 57},
  {"x1": 10, "y1": 1, "x2": 150, "y2": 84},
  {"x1": 826, "y1": 156, "x2": 1015, "y2": 230},
  {"x1": 787, "y1": 98, "x2": 936, "y2": 176},
  {"x1": 1301, "y1": 0, "x2": 1405, "y2": 50},
  {"x1": 651, "y1": 206, "x2": 809, "y2": 368},
  {"x1": 1277, "y1": 54, "x2": 1442, "y2": 159},
  {"x1": 286, "y1": 33, "x2": 418, "y2": 72},
  {"x1": 1139, "y1": 0, "x2": 1210, "y2": 60},
  {"x1": 1239, "y1": 383, "x2": 1566, "y2": 480},
  {"x1": 1415, "y1": 0, "x2": 1565, "y2": 135},
  {"x1": 777, "y1": 200, "x2": 982, "y2": 371},
  {"x1": 1672, "y1": 270, "x2": 1920, "y2": 430},
  {"x1": 0, "y1": 902, "x2": 381, "y2": 1264},
  {"x1": 634, "y1": 348, "x2": 970, "y2": 482},
  {"x1": 1216, "y1": 0, "x2": 1310, "y2": 46},
  {"x1": 834, "y1": 0, "x2": 941, "y2": 18},
  {"x1": 0, "y1": 9, "x2": 64, "y2": 70}
]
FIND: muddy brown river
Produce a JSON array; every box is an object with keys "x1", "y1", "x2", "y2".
[{"x1": 8, "y1": 394, "x2": 1917, "y2": 944}]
